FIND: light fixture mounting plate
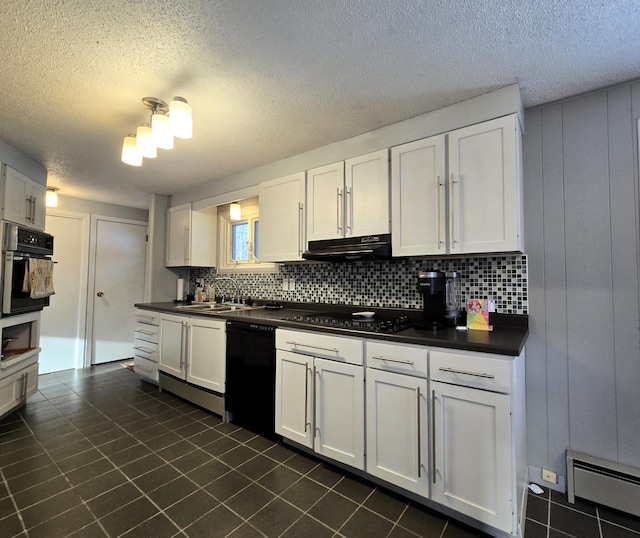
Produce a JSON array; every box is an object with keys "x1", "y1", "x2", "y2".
[{"x1": 142, "y1": 97, "x2": 168, "y2": 112}]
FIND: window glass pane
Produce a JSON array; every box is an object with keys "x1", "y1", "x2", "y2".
[
  {"x1": 253, "y1": 220, "x2": 259, "y2": 259},
  {"x1": 231, "y1": 222, "x2": 248, "y2": 261}
]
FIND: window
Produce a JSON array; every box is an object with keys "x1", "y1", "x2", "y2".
[{"x1": 217, "y1": 198, "x2": 275, "y2": 273}]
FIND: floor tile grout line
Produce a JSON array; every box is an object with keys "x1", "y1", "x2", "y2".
[{"x1": 0, "y1": 461, "x2": 28, "y2": 536}]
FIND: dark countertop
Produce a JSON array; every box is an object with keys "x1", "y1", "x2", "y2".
[{"x1": 135, "y1": 301, "x2": 528, "y2": 357}]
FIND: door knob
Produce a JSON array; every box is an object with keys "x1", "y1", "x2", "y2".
[{"x1": 97, "y1": 292, "x2": 104, "y2": 297}]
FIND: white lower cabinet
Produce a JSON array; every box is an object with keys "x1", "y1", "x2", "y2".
[
  {"x1": 275, "y1": 350, "x2": 313, "y2": 447},
  {"x1": 158, "y1": 313, "x2": 226, "y2": 391},
  {"x1": 366, "y1": 367, "x2": 429, "y2": 496},
  {"x1": 0, "y1": 361, "x2": 38, "y2": 418},
  {"x1": 314, "y1": 357, "x2": 364, "y2": 469},
  {"x1": 275, "y1": 329, "x2": 365, "y2": 470},
  {"x1": 431, "y1": 380, "x2": 512, "y2": 532},
  {"x1": 276, "y1": 328, "x2": 525, "y2": 537},
  {"x1": 186, "y1": 317, "x2": 225, "y2": 392},
  {"x1": 133, "y1": 309, "x2": 159, "y2": 383}
]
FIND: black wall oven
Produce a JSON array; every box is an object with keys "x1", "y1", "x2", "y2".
[{"x1": 2, "y1": 222, "x2": 54, "y2": 316}]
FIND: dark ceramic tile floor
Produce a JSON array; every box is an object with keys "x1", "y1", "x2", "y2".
[{"x1": 0, "y1": 362, "x2": 638, "y2": 538}]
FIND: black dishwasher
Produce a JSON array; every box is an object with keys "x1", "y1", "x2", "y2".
[{"x1": 225, "y1": 320, "x2": 278, "y2": 439}]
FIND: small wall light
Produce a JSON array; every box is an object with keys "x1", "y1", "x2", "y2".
[
  {"x1": 230, "y1": 202, "x2": 242, "y2": 221},
  {"x1": 46, "y1": 187, "x2": 59, "y2": 208}
]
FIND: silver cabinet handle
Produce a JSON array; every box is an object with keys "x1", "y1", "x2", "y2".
[
  {"x1": 32, "y1": 197, "x2": 36, "y2": 223},
  {"x1": 336, "y1": 188, "x2": 343, "y2": 234},
  {"x1": 298, "y1": 202, "x2": 304, "y2": 256},
  {"x1": 133, "y1": 345, "x2": 154, "y2": 354},
  {"x1": 314, "y1": 367, "x2": 320, "y2": 439},
  {"x1": 304, "y1": 364, "x2": 310, "y2": 433},
  {"x1": 432, "y1": 389, "x2": 437, "y2": 484},
  {"x1": 345, "y1": 186, "x2": 352, "y2": 233},
  {"x1": 417, "y1": 386, "x2": 422, "y2": 478},
  {"x1": 134, "y1": 329, "x2": 155, "y2": 336},
  {"x1": 183, "y1": 227, "x2": 189, "y2": 264},
  {"x1": 371, "y1": 355, "x2": 414, "y2": 366},
  {"x1": 286, "y1": 341, "x2": 339, "y2": 354},
  {"x1": 25, "y1": 197, "x2": 31, "y2": 222},
  {"x1": 438, "y1": 367, "x2": 495, "y2": 379},
  {"x1": 450, "y1": 172, "x2": 459, "y2": 245},
  {"x1": 178, "y1": 322, "x2": 186, "y2": 368},
  {"x1": 437, "y1": 176, "x2": 445, "y2": 248}
]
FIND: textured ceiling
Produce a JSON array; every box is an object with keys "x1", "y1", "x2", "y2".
[{"x1": 0, "y1": 0, "x2": 639, "y2": 208}]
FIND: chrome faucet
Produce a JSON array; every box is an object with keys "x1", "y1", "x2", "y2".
[{"x1": 214, "y1": 276, "x2": 241, "y2": 305}]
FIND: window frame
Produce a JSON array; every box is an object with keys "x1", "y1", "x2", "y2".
[{"x1": 217, "y1": 200, "x2": 277, "y2": 274}]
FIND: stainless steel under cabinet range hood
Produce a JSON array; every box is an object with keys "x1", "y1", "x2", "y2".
[{"x1": 302, "y1": 234, "x2": 392, "y2": 262}]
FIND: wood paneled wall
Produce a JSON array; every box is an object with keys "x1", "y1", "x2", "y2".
[{"x1": 523, "y1": 81, "x2": 640, "y2": 478}]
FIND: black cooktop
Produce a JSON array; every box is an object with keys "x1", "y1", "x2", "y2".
[{"x1": 283, "y1": 312, "x2": 412, "y2": 334}]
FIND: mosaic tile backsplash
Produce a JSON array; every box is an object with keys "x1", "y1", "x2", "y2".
[{"x1": 190, "y1": 255, "x2": 528, "y2": 315}]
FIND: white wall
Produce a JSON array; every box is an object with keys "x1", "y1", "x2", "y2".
[{"x1": 523, "y1": 80, "x2": 640, "y2": 484}]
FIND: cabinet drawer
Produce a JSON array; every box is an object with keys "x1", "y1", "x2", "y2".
[
  {"x1": 134, "y1": 322, "x2": 159, "y2": 344},
  {"x1": 430, "y1": 349, "x2": 512, "y2": 393},
  {"x1": 134, "y1": 356, "x2": 159, "y2": 382},
  {"x1": 133, "y1": 340, "x2": 157, "y2": 362},
  {"x1": 276, "y1": 329, "x2": 363, "y2": 365},
  {"x1": 134, "y1": 309, "x2": 159, "y2": 326},
  {"x1": 365, "y1": 340, "x2": 428, "y2": 378}
]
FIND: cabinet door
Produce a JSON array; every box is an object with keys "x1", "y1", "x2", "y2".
[
  {"x1": 391, "y1": 136, "x2": 446, "y2": 256},
  {"x1": 432, "y1": 381, "x2": 513, "y2": 532},
  {"x1": 366, "y1": 368, "x2": 429, "y2": 496},
  {"x1": 259, "y1": 173, "x2": 305, "y2": 261},
  {"x1": 186, "y1": 318, "x2": 225, "y2": 392},
  {"x1": 22, "y1": 362, "x2": 39, "y2": 399},
  {"x1": 166, "y1": 205, "x2": 190, "y2": 266},
  {"x1": 345, "y1": 149, "x2": 390, "y2": 237},
  {"x1": 2, "y1": 166, "x2": 28, "y2": 226},
  {"x1": 314, "y1": 357, "x2": 364, "y2": 470},
  {"x1": 448, "y1": 114, "x2": 522, "y2": 254},
  {"x1": 306, "y1": 162, "x2": 344, "y2": 241},
  {"x1": 158, "y1": 315, "x2": 186, "y2": 378},
  {"x1": 27, "y1": 181, "x2": 46, "y2": 230},
  {"x1": 0, "y1": 371, "x2": 21, "y2": 416},
  {"x1": 275, "y1": 350, "x2": 313, "y2": 448}
]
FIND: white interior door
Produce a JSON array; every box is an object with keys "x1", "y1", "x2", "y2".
[
  {"x1": 40, "y1": 210, "x2": 90, "y2": 374},
  {"x1": 89, "y1": 216, "x2": 147, "y2": 365}
]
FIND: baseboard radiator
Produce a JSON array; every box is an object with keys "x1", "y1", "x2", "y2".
[{"x1": 567, "y1": 450, "x2": 640, "y2": 517}]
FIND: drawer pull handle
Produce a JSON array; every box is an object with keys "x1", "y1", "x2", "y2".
[
  {"x1": 372, "y1": 355, "x2": 414, "y2": 366},
  {"x1": 134, "y1": 329, "x2": 155, "y2": 336},
  {"x1": 286, "y1": 341, "x2": 339, "y2": 354},
  {"x1": 438, "y1": 367, "x2": 495, "y2": 379},
  {"x1": 133, "y1": 346, "x2": 154, "y2": 354}
]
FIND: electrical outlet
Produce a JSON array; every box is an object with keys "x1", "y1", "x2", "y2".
[
  {"x1": 542, "y1": 468, "x2": 557, "y2": 484},
  {"x1": 281, "y1": 279, "x2": 289, "y2": 291},
  {"x1": 289, "y1": 277, "x2": 296, "y2": 291}
]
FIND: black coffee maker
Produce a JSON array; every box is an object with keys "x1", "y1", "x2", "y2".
[{"x1": 416, "y1": 271, "x2": 446, "y2": 330}]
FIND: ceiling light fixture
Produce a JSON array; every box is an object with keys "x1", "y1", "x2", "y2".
[
  {"x1": 45, "y1": 187, "x2": 59, "y2": 208},
  {"x1": 230, "y1": 202, "x2": 242, "y2": 221},
  {"x1": 121, "y1": 96, "x2": 192, "y2": 166}
]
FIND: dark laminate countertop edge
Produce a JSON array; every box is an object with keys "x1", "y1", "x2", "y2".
[{"x1": 135, "y1": 302, "x2": 528, "y2": 357}]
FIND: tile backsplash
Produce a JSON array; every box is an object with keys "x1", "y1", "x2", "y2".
[{"x1": 190, "y1": 255, "x2": 527, "y2": 314}]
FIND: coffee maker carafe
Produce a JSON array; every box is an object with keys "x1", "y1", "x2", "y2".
[{"x1": 416, "y1": 271, "x2": 446, "y2": 330}]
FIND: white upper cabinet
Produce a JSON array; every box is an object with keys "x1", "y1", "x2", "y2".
[
  {"x1": 448, "y1": 114, "x2": 523, "y2": 254},
  {"x1": 1, "y1": 165, "x2": 46, "y2": 230},
  {"x1": 306, "y1": 149, "x2": 390, "y2": 242},
  {"x1": 306, "y1": 161, "x2": 345, "y2": 241},
  {"x1": 165, "y1": 204, "x2": 216, "y2": 267},
  {"x1": 344, "y1": 149, "x2": 390, "y2": 237},
  {"x1": 391, "y1": 114, "x2": 523, "y2": 256},
  {"x1": 391, "y1": 136, "x2": 446, "y2": 256},
  {"x1": 259, "y1": 172, "x2": 305, "y2": 262}
]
